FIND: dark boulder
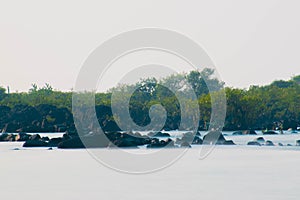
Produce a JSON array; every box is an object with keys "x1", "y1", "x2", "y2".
[
  {"x1": 29, "y1": 134, "x2": 41, "y2": 141},
  {"x1": 263, "y1": 131, "x2": 278, "y2": 135},
  {"x1": 17, "y1": 132, "x2": 31, "y2": 141},
  {"x1": 148, "y1": 131, "x2": 170, "y2": 138},
  {"x1": 147, "y1": 138, "x2": 174, "y2": 148},
  {"x1": 265, "y1": 140, "x2": 275, "y2": 146},
  {"x1": 243, "y1": 130, "x2": 257, "y2": 135},
  {"x1": 196, "y1": 131, "x2": 201, "y2": 136},
  {"x1": 203, "y1": 131, "x2": 226, "y2": 145},
  {"x1": 23, "y1": 140, "x2": 48, "y2": 147},
  {"x1": 255, "y1": 137, "x2": 265, "y2": 143},
  {"x1": 153, "y1": 132, "x2": 171, "y2": 138},
  {"x1": 58, "y1": 134, "x2": 109, "y2": 149},
  {"x1": 192, "y1": 136, "x2": 203, "y2": 145},
  {"x1": 223, "y1": 140, "x2": 235, "y2": 145},
  {"x1": 247, "y1": 141, "x2": 261, "y2": 146},
  {"x1": 182, "y1": 132, "x2": 195, "y2": 142},
  {"x1": 296, "y1": 140, "x2": 300, "y2": 146},
  {"x1": 48, "y1": 137, "x2": 63, "y2": 147},
  {"x1": 180, "y1": 141, "x2": 191, "y2": 148},
  {"x1": 113, "y1": 132, "x2": 150, "y2": 147},
  {"x1": 0, "y1": 133, "x2": 16, "y2": 142},
  {"x1": 232, "y1": 131, "x2": 243, "y2": 135}
]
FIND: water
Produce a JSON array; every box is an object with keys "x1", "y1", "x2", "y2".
[
  {"x1": 1, "y1": 132, "x2": 300, "y2": 200},
  {"x1": 0, "y1": 144, "x2": 299, "y2": 200}
]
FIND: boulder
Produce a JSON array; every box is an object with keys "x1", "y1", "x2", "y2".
[
  {"x1": 29, "y1": 134, "x2": 41, "y2": 141},
  {"x1": 0, "y1": 133, "x2": 16, "y2": 142},
  {"x1": 243, "y1": 130, "x2": 257, "y2": 135},
  {"x1": 17, "y1": 132, "x2": 31, "y2": 141},
  {"x1": 23, "y1": 140, "x2": 48, "y2": 147},
  {"x1": 147, "y1": 138, "x2": 174, "y2": 148},
  {"x1": 58, "y1": 134, "x2": 109, "y2": 149},
  {"x1": 278, "y1": 143, "x2": 284, "y2": 146},
  {"x1": 265, "y1": 140, "x2": 275, "y2": 146},
  {"x1": 148, "y1": 131, "x2": 170, "y2": 138},
  {"x1": 247, "y1": 141, "x2": 261, "y2": 146},
  {"x1": 296, "y1": 140, "x2": 300, "y2": 146},
  {"x1": 192, "y1": 136, "x2": 203, "y2": 145},
  {"x1": 196, "y1": 131, "x2": 201, "y2": 136},
  {"x1": 263, "y1": 131, "x2": 278, "y2": 135},
  {"x1": 203, "y1": 131, "x2": 226, "y2": 145},
  {"x1": 255, "y1": 137, "x2": 265, "y2": 143},
  {"x1": 48, "y1": 137, "x2": 63, "y2": 147},
  {"x1": 113, "y1": 132, "x2": 150, "y2": 147},
  {"x1": 232, "y1": 131, "x2": 243, "y2": 135},
  {"x1": 223, "y1": 140, "x2": 235, "y2": 145},
  {"x1": 180, "y1": 141, "x2": 191, "y2": 148}
]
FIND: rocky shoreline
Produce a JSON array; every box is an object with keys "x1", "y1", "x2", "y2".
[{"x1": 1, "y1": 130, "x2": 300, "y2": 149}]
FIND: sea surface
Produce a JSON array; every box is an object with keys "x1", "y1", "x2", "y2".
[{"x1": 0, "y1": 131, "x2": 300, "y2": 200}]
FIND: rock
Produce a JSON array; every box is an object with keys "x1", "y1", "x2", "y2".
[
  {"x1": 278, "y1": 143, "x2": 284, "y2": 146},
  {"x1": 180, "y1": 141, "x2": 191, "y2": 148},
  {"x1": 247, "y1": 141, "x2": 261, "y2": 146},
  {"x1": 265, "y1": 140, "x2": 275, "y2": 146},
  {"x1": 255, "y1": 137, "x2": 265, "y2": 143},
  {"x1": 182, "y1": 132, "x2": 195, "y2": 141},
  {"x1": 243, "y1": 130, "x2": 257, "y2": 135},
  {"x1": 113, "y1": 132, "x2": 150, "y2": 147},
  {"x1": 223, "y1": 140, "x2": 235, "y2": 145},
  {"x1": 203, "y1": 131, "x2": 226, "y2": 145},
  {"x1": 23, "y1": 140, "x2": 48, "y2": 147},
  {"x1": 29, "y1": 134, "x2": 41, "y2": 141},
  {"x1": 296, "y1": 140, "x2": 300, "y2": 146},
  {"x1": 232, "y1": 131, "x2": 243, "y2": 135},
  {"x1": 192, "y1": 136, "x2": 203, "y2": 145},
  {"x1": 58, "y1": 134, "x2": 109, "y2": 149},
  {"x1": 42, "y1": 136, "x2": 50, "y2": 141},
  {"x1": 48, "y1": 147, "x2": 53, "y2": 150},
  {"x1": 147, "y1": 138, "x2": 174, "y2": 148},
  {"x1": 0, "y1": 133, "x2": 16, "y2": 142},
  {"x1": 287, "y1": 144, "x2": 293, "y2": 146},
  {"x1": 48, "y1": 137, "x2": 63, "y2": 147},
  {"x1": 17, "y1": 132, "x2": 30, "y2": 141},
  {"x1": 153, "y1": 132, "x2": 171, "y2": 138},
  {"x1": 263, "y1": 131, "x2": 278, "y2": 135}
]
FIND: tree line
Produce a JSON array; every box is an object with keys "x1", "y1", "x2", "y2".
[{"x1": 0, "y1": 69, "x2": 299, "y2": 133}]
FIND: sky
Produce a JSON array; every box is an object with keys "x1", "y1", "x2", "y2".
[{"x1": 0, "y1": 0, "x2": 299, "y2": 92}]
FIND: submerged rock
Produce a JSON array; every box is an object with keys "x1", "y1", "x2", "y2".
[
  {"x1": 265, "y1": 140, "x2": 275, "y2": 146},
  {"x1": 58, "y1": 134, "x2": 109, "y2": 149},
  {"x1": 243, "y1": 130, "x2": 257, "y2": 135},
  {"x1": 247, "y1": 141, "x2": 261, "y2": 146},
  {"x1": 255, "y1": 137, "x2": 265, "y2": 142},
  {"x1": 232, "y1": 131, "x2": 243, "y2": 135},
  {"x1": 147, "y1": 138, "x2": 174, "y2": 148},
  {"x1": 23, "y1": 140, "x2": 48, "y2": 147},
  {"x1": 263, "y1": 131, "x2": 278, "y2": 135},
  {"x1": 147, "y1": 131, "x2": 170, "y2": 138},
  {"x1": 203, "y1": 131, "x2": 235, "y2": 145},
  {"x1": 180, "y1": 141, "x2": 191, "y2": 148}
]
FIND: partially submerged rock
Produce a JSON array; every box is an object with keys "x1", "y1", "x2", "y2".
[
  {"x1": 263, "y1": 131, "x2": 278, "y2": 135},
  {"x1": 247, "y1": 141, "x2": 261, "y2": 146},
  {"x1": 203, "y1": 131, "x2": 235, "y2": 145}
]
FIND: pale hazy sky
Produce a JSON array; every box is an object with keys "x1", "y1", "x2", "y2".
[{"x1": 0, "y1": 0, "x2": 299, "y2": 92}]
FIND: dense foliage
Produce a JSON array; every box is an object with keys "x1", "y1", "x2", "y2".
[{"x1": 0, "y1": 70, "x2": 299, "y2": 133}]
